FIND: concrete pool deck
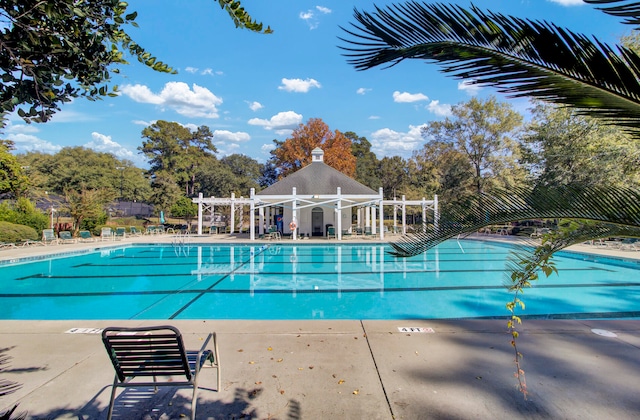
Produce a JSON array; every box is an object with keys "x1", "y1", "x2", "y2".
[{"x1": 1, "y1": 234, "x2": 639, "y2": 419}]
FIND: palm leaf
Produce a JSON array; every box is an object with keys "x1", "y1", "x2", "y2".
[
  {"x1": 339, "y1": 2, "x2": 640, "y2": 137},
  {"x1": 389, "y1": 185, "x2": 640, "y2": 257},
  {"x1": 584, "y1": 0, "x2": 640, "y2": 25}
]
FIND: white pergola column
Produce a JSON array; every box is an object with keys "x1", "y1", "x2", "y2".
[
  {"x1": 421, "y1": 197, "x2": 427, "y2": 233},
  {"x1": 365, "y1": 206, "x2": 370, "y2": 230},
  {"x1": 250, "y1": 188, "x2": 256, "y2": 240},
  {"x1": 402, "y1": 195, "x2": 407, "y2": 235},
  {"x1": 372, "y1": 207, "x2": 376, "y2": 235},
  {"x1": 292, "y1": 187, "x2": 298, "y2": 240},
  {"x1": 230, "y1": 192, "x2": 236, "y2": 233},
  {"x1": 379, "y1": 187, "x2": 384, "y2": 240},
  {"x1": 197, "y1": 192, "x2": 203, "y2": 235},
  {"x1": 434, "y1": 194, "x2": 439, "y2": 234},
  {"x1": 259, "y1": 207, "x2": 265, "y2": 236},
  {"x1": 336, "y1": 187, "x2": 342, "y2": 240}
]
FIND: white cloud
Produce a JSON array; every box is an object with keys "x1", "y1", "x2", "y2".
[
  {"x1": 299, "y1": 6, "x2": 331, "y2": 29},
  {"x1": 458, "y1": 80, "x2": 481, "y2": 95},
  {"x1": 393, "y1": 91, "x2": 429, "y2": 103},
  {"x1": 213, "y1": 130, "x2": 250, "y2": 143},
  {"x1": 121, "y1": 82, "x2": 223, "y2": 118},
  {"x1": 4, "y1": 123, "x2": 61, "y2": 154},
  {"x1": 261, "y1": 143, "x2": 275, "y2": 154},
  {"x1": 548, "y1": 0, "x2": 583, "y2": 5},
  {"x1": 278, "y1": 78, "x2": 321, "y2": 93},
  {"x1": 370, "y1": 124, "x2": 427, "y2": 158},
  {"x1": 248, "y1": 111, "x2": 303, "y2": 135},
  {"x1": 132, "y1": 119, "x2": 152, "y2": 126},
  {"x1": 368, "y1": 115, "x2": 380, "y2": 120},
  {"x1": 356, "y1": 87, "x2": 371, "y2": 95},
  {"x1": 427, "y1": 100, "x2": 452, "y2": 117},
  {"x1": 6, "y1": 133, "x2": 61, "y2": 154},
  {"x1": 85, "y1": 132, "x2": 134, "y2": 159},
  {"x1": 248, "y1": 101, "x2": 264, "y2": 111},
  {"x1": 185, "y1": 67, "x2": 198, "y2": 74}
]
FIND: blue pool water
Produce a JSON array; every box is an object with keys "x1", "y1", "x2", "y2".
[{"x1": 0, "y1": 240, "x2": 639, "y2": 320}]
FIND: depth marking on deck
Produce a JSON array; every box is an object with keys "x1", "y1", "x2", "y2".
[
  {"x1": 65, "y1": 327, "x2": 103, "y2": 334},
  {"x1": 397, "y1": 327, "x2": 435, "y2": 333}
]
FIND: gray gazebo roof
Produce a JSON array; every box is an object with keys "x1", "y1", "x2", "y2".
[{"x1": 258, "y1": 161, "x2": 377, "y2": 196}]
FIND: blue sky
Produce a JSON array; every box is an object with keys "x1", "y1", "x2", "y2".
[{"x1": 2, "y1": 0, "x2": 631, "y2": 168}]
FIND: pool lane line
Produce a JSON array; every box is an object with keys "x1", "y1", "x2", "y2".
[
  {"x1": 14, "y1": 264, "x2": 612, "y2": 282},
  {"x1": 5, "y1": 279, "x2": 633, "y2": 299},
  {"x1": 167, "y1": 245, "x2": 272, "y2": 319}
]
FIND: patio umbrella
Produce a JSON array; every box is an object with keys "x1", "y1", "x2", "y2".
[{"x1": 159, "y1": 211, "x2": 165, "y2": 224}]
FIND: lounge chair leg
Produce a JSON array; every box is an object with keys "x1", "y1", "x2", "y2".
[
  {"x1": 191, "y1": 381, "x2": 198, "y2": 420},
  {"x1": 107, "y1": 376, "x2": 118, "y2": 420}
]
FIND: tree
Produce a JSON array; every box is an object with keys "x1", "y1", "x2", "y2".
[
  {"x1": 271, "y1": 118, "x2": 356, "y2": 178},
  {"x1": 220, "y1": 154, "x2": 262, "y2": 194},
  {"x1": 423, "y1": 96, "x2": 524, "y2": 196},
  {"x1": 346, "y1": 131, "x2": 381, "y2": 189},
  {"x1": 17, "y1": 146, "x2": 150, "y2": 201},
  {"x1": 64, "y1": 187, "x2": 113, "y2": 235},
  {"x1": 170, "y1": 196, "x2": 198, "y2": 227},
  {"x1": 378, "y1": 156, "x2": 409, "y2": 199},
  {"x1": 0, "y1": 140, "x2": 28, "y2": 196},
  {"x1": 139, "y1": 121, "x2": 217, "y2": 196},
  {"x1": 410, "y1": 140, "x2": 472, "y2": 204},
  {"x1": 521, "y1": 102, "x2": 640, "y2": 189},
  {"x1": 0, "y1": 0, "x2": 270, "y2": 125}
]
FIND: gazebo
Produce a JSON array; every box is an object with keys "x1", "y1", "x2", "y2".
[{"x1": 193, "y1": 148, "x2": 438, "y2": 240}]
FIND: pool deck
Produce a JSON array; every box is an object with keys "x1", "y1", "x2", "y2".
[{"x1": 1, "y1": 234, "x2": 639, "y2": 419}]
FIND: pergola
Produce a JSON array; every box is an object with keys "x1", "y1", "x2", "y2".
[{"x1": 193, "y1": 148, "x2": 438, "y2": 240}]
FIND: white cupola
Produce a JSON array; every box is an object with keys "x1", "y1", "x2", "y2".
[{"x1": 311, "y1": 147, "x2": 324, "y2": 162}]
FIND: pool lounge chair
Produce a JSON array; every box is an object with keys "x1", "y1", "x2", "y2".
[
  {"x1": 327, "y1": 226, "x2": 336, "y2": 239},
  {"x1": 129, "y1": 226, "x2": 142, "y2": 236},
  {"x1": 42, "y1": 228, "x2": 58, "y2": 245},
  {"x1": 0, "y1": 242, "x2": 16, "y2": 249},
  {"x1": 114, "y1": 227, "x2": 126, "y2": 240},
  {"x1": 58, "y1": 231, "x2": 76, "y2": 244},
  {"x1": 101, "y1": 227, "x2": 113, "y2": 241},
  {"x1": 78, "y1": 230, "x2": 96, "y2": 242},
  {"x1": 102, "y1": 325, "x2": 220, "y2": 420}
]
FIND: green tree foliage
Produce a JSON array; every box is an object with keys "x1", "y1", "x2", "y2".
[
  {"x1": 410, "y1": 140, "x2": 471, "y2": 204},
  {"x1": 0, "y1": 140, "x2": 28, "y2": 196},
  {"x1": 0, "y1": 220, "x2": 39, "y2": 243},
  {"x1": 64, "y1": 188, "x2": 113, "y2": 235},
  {"x1": 0, "y1": 0, "x2": 269, "y2": 125},
  {"x1": 422, "y1": 97, "x2": 525, "y2": 196},
  {"x1": 378, "y1": 156, "x2": 409, "y2": 199},
  {"x1": 170, "y1": 196, "x2": 198, "y2": 226},
  {"x1": 346, "y1": 131, "x2": 381, "y2": 190},
  {"x1": 17, "y1": 147, "x2": 150, "y2": 201},
  {"x1": 220, "y1": 154, "x2": 262, "y2": 193},
  {"x1": 139, "y1": 121, "x2": 217, "y2": 197},
  {"x1": 521, "y1": 103, "x2": 640, "y2": 188},
  {"x1": 0, "y1": 197, "x2": 48, "y2": 233}
]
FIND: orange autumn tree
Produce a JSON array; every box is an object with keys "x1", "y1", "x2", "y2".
[{"x1": 271, "y1": 118, "x2": 356, "y2": 179}]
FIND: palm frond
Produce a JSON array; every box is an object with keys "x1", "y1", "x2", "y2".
[
  {"x1": 339, "y1": 2, "x2": 640, "y2": 137},
  {"x1": 389, "y1": 185, "x2": 640, "y2": 257},
  {"x1": 584, "y1": 0, "x2": 640, "y2": 25}
]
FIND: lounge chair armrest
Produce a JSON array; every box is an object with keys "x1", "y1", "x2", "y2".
[{"x1": 195, "y1": 332, "x2": 217, "y2": 373}]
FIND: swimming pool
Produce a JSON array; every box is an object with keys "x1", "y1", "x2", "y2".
[{"x1": 1, "y1": 240, "x2": 639, "y2": 320}]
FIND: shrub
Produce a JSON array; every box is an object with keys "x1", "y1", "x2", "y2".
[
  {"x1": 0, "y1": 198, "x2": 49, "y2": 233},
  {"x1": 0, "y1": 221, "x2": 39, "y2": 243}
]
